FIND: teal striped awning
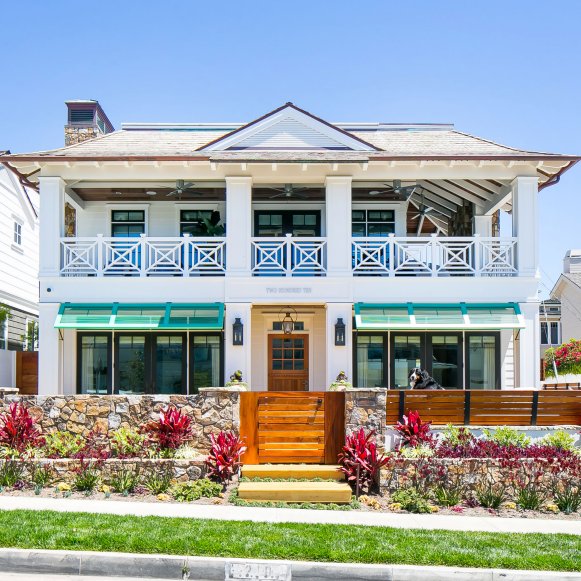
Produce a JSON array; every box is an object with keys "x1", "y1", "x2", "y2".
[
  {"x1": 55, "y1": 303, "x2": 224, "y2": 330},
  {"x1": 354, "y1": 303, "x2": 524, "y2": 331}
]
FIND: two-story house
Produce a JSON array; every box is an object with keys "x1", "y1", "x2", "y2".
[
  {"x1": 0, "y1": 158, "x2": 39, "y2": 386},
  {"x1": 1, "y1": 101, "x2": 577, "y2": 395}
]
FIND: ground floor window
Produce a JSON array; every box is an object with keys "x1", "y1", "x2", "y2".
[
  {"x1": 77, "y1": 332, "x2": 223, "y2": 394},
  {"x1": 354, "y1": 332, "x2": 500, "y2": 389}
]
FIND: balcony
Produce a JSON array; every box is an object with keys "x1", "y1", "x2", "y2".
[
  {"x1": 251, "y1": 236, "x2": 327, "y2": 277},
  {"x1": 58, "y1": 234, "x2": 517, "y2": 278},
  {"x1": 352, "y1": 235, "x2": 517, "y2": 277},
  {"x1": 60, "y1": 235, "x2": 226, "y2": 277}
]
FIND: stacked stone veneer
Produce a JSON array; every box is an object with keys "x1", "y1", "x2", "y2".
[
  {"x1": 64, "y1": 126, "x2": 102, "y2": 146},
  {"x1": 344, "y1": 388, "x2": 387, "y2": 450},
  {"x1": 0, "y1": 389, "x2": 240, "y2": 453}
]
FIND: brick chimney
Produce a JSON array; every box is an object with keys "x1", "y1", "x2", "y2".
[{"x1": 65, "y1": 100, "x2": 114, "y2": 146}]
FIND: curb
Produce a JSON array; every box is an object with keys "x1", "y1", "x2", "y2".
[{"x1": 0, "y1": 548, "x2": 579, "y2": 581}]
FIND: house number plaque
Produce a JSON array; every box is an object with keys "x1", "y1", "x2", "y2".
[{"x1": 225, "y1": 562, "x2": 291, "y2": 580}]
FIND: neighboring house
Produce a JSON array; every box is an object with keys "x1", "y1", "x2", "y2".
[
  {"x1": 539, "y1": 298, "x2": 561, "y2": 380},
  {"x1": 550, "y1": 250, "x2": 581, "y2": 342},
  {"x1": 0, "y1": 158, "x2": 39, "y2": 385},
  {"x1": 1, "y1": 100, "x2": 578, "y2": 395}
]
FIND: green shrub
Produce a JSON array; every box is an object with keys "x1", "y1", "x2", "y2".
[
  {"x1": 173, "y1": 445, "x2": 201, "y2": 460},
  {"x1": 73, "y1": 460, "x2": 100, "y2": 492},
  {"x1": 109, "y1": 468, "x2": 140, "y2": 494},
  {"x1": 391, "y1": 487, "x2": 432, "y2": 513},
  {"x1": 0, "y1": 460, "x2": 24, "y2": 487},
  {"x1": 143, "y1": 467, "x2": 174, "y2": 495},
  {"x1": 475, "y1": 482, "x2": 506, "y2": 509},
  {"x1": 540, "y1": 430, "x2": 577, "y2": 451},
  {"x1": 553, "y1": 487, "x2": 581, "y2": 514},
  {"x1": 43, "y1": 432, "x2": 85, "y2": 458},
  {"x1": 171, "y1": 478, "x2": 222, "y2": 502},
  {"x1": 398, "y1": 444, "x2": 434, "y2": 459},
  {"x1": 30, "y1": 464, "x2": 54, "y2": 488},
  {"x1": 110, "y1": 427, "x2": 146, "y2": 458},
  {"x1": 434, "y1": 484, "x2": 463, "y2": 507},
  {"x1": 544, "y1": 339, "x2": 581, "y2": 377},
  {"x1": 483, "y1": 427, "x2": 530, "y2": 448}
]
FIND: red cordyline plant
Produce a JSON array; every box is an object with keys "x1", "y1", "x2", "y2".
[
  {"x1": 338, "y1": 428, "x2": 390, "y2": 494},
  {"x1": 205, "y1": 431, "x2": 246, "y2": 484},
  {"x1": 394, "y1": 410, "x2": 433, "y2": 448},
  {"x1": 0, "y1": 402, "x2": 43, "y2": 453},
  {"x1": 142, "y1": 406, "x2": 193, "y2": 452}
]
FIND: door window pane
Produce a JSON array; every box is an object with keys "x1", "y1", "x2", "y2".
[
  {"x1": 155, "y1": 336, "x2": 184, "y2": 394},
  {"x1": 191, "y1": 335, "x2": 221, "y2": 393},
  {"x1": 352, "y1": 209, "x2": 395, "y2": 237},
  {"x1": 79, "y1": 335, "x2": 109, "y2": 394},
  {"x1": 357, "y1": 335, "x2": 384, "y2": 387},
  {"x1": 468, "y1": 335, "x2": 497, "y2": 389},
  {"x1": 180, "y1": 210, "x2": 213, "y2": 237},
  {"x1": 117, "y1": 335, "x2": 146, "y2": 394},
  {"x1": 431, "y1": 335, "x2": 460, "y2": 388},
  {"x1": 393, "y1": 335, "x2": 421, "y2": 388}
]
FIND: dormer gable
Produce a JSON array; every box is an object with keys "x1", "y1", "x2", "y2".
[{"x1": 199, "y1": 102, "x2": 379, "y2": 152}]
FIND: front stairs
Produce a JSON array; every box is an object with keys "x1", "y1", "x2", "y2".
[{"x1": 238, "y1": 464, "x2": 352, "y2": 504}]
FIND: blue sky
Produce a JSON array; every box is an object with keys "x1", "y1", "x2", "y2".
[{"x1": 1, "y1": 0, "x2": 579, "y2": 294}]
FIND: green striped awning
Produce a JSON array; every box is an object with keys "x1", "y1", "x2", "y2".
[
  {"x1": 55, "y1": 303, "x2": 224, "y2": 330},
  {"x1": 354, "y1": 303, "x2": 524, "y2": 331}
]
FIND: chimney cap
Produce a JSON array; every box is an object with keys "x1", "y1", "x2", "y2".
[{"x1": 65, "y1": 99, "x2": 114, "y2": 133}]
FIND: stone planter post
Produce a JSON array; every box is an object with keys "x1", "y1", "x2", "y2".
[{"x1": 344, "y1": 388, "x2": 387, "y2": 452}]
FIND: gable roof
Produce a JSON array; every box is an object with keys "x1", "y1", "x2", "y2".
[
  {"x1": 199, "y1": 102, "x2": 380, "y2": 152},
  {"x1": 551, "y1": 273, "x2": 581, "y2": 300}
]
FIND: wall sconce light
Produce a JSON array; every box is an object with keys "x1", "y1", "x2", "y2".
[
  {"x1": 335, "y1": 317, "x2": 346, "y2": 346},
  {"x1": 232, "y1": 317, "x2": 244, "y2": 345}
]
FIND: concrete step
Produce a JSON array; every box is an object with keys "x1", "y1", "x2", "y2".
[
  {"x1": 242, "y1": 464, "x2": 344, "y2": 480},
  {"x1": 238, "y1": 481, "x2": 352, "y2": 504}
]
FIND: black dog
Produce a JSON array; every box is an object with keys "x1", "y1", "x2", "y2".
[{"x1": 409, "y1": 368, "x2": 444, "y2": 390}]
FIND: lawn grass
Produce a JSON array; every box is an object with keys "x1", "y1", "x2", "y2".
[{"x1": 0, "y1": 509, "x2": 579, "y2": 572}]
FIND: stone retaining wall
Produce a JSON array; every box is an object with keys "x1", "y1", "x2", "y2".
[
  {"x1": 344, "y1": 389, "x2": 387, "y2": 450},
  {"x1": 1, "y1": 458, "x2": 206, "y2": 483},
  {"x1": 0, "y1": 389, "x2": 241, "y2": 453}
]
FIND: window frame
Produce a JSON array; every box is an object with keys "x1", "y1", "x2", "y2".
[
  {"x1": 254, "y1": 210, "x2": 321, "y2": 237},
  {"x1": 77, "y1": 332, "x2": 113, "y2": 394},
  {"x1": 13, "y1": 220, "x2": 22, "y2": 246},
  {"x1": 351, "y1": 208, "x2": 396, "y2": 238},
  {"x1": 464, "y1": 332, "x2": 500, "y2": 390},
  {"x1": 353, "y1": 332, "x2": 389, "y2": 388},
  {"x1": 106, "y1": 204, "x2": 149, "y2": 237}
]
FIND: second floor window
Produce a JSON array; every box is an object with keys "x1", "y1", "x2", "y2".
[
  {"x1": 111, "y1": 210, "x2": 145, "y2": 237},
  {"x1": 180, "y1": 210, "x2": 214, "y2": 236},
  {"x1": 541, "y1": 321, "x2": 560, "y2": 345},
  {"x1": 13, "y1": 221, "x2": 22, "y2": 245},
  {"x1": 352, "y1": 209, "x2": 395, "y2": 237}
]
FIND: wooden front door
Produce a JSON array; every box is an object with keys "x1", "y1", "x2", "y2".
[{"x1": 268, "y1": 334, "x2": 309, "y2": 391}]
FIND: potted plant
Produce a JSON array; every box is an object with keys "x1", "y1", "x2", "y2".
[
  {"x1": 329, "y1": 371, "x2": 352, "y2": 391},
  {"x1": 224, "y1": 370, "x2": 248, "y2": 390}
]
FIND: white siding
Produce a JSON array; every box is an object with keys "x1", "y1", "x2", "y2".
[
  {"x1": 0, "y1": 167, "x2": 39, "y2": 315},
  {"x1": 500, "y1": 330, "x2": 515, "y2": 389}
]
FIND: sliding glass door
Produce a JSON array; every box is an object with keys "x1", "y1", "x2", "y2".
[
  {"x1": 429, "y1": 335, "x2": 461, "y2": 389},
  {"x1": 392, "y1": 335, "x2": 422, "y2": 388},
  {"x1": 466, "y1": 334, "x2": 499, "y2": 389},
  {"x1": 77, "y1": 334, "x2": 111, "y2": 394}
]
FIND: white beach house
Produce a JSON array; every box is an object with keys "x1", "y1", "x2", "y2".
[{"x1": 1, "y1": 101, "x2": 577, "y2": 395}]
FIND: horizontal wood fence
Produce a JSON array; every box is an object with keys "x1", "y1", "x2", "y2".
[
  {"x1": 15, "y1": 352, "x2": 38, "y2": 395},
  {"x1": 386, "y1": 390, "x2": 581, "y2": 426}
]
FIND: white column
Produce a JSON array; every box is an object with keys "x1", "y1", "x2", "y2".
[
  {"x1": 325, "y1": 176, "x2": 353, "y2": 277},
  {"x1": 511, "y1": 176, "x2": 539, "y2": 277},
  {"x1": 473, "y1": 214, "x2": 493, "y2": 237},
  {"x1": 224, "y1": 303, "x2": 252, "y2": 388},
  {"x1": 225, "y1": 177, "x2": 252, "y2": 277},
  {"x1": 325, "y1": 303, "x2": 353, "y2": 388},
  {"x1": 38, "y1": 176, "x2": 65, "y2": 277},
  {"x1": 518, "y1": 302, "x2": 540, "y2": 388},
  {"x1": 38, "y1": 303, "x2": 62, "y2": 394}
]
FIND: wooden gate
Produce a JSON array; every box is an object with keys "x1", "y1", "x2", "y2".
[
  {"x1": 240, "y1": 392, "x2": 345, "y2": 464},
  {"x1": 16, "y1": 352, "x2": 38, "y2": 394}
]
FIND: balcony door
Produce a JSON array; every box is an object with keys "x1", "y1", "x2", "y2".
[
  {"x1": 268, "y1": 334, "x2": 309, "y2": 391},
  {"x1": 254, "y1": 211, "x2": 321, "y2": 237}
]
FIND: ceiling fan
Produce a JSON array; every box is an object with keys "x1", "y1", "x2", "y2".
[
  {"x1": 144, "y1": 179, "x2": 201, "y2": 198},
  {"x1": 369, "y1": 180, "x2": 419, "y2": 199},
  {"x1": 411, "y1": 193, "x2": 436, "y2": 235},
  {"x1": 268, "y1": 183, "x2": 308, "y2": 199}
]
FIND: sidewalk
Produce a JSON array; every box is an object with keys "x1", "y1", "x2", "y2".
[{"x1": 0, "y1": 496, "x2": 578, "y2": 535}]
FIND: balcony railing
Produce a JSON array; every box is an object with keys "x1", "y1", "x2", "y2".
[
  {"x1": 352, "y1": 235, "x2": 517, "y2": 277},
  {"x1": 251, "y1": 236, "x2": 327, "y2": 277},
  {"x1": 60, "y1": 235, "x2": 226, "y2": 277}
]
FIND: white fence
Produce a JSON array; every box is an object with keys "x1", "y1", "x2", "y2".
[
  {"x1": 60, "y1": 236, "x2": 226, "y2": 277},
  {"x1": 352, "y1": 235, "x2": 517, "y2": 276}
]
